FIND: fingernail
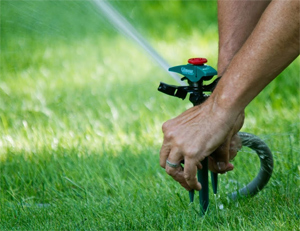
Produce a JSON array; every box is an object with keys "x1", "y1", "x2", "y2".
[{"x1": 217, "y1": 162, "x2": 226, "y2": 171}]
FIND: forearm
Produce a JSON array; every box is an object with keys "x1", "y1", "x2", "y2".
[
  {"x1": 217, "y1": 0, "x2": 271, "y2": 75},
  {"x1": 213, "y1": 0, "x2": 299, "y2": 114}
]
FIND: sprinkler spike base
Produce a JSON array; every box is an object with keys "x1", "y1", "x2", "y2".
[{"x1": 211, "y1": 172, "x2": 218, "y2": 194}]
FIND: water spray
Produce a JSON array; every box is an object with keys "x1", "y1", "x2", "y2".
[{"x1": 93, "y1": 0, "x2": 185, "y2": 85}]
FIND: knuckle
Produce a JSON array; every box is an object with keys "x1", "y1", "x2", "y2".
[
  {"x1": 172, "y1": 138, "x2": 183, "y2": 148},
  {"x1": 164, "y1": 130, "x2": 175, "y2": 140},
  {"x1": 162, "y1": 122, "x2": 176, "y2": 140},
  {"x1": 161, "y1": 121, "x2": 170, "y2": 133},
  {"x1": 184, "y1": 148, "x2": 198, "y2": 159},
  {"x1": 164, "y1": 131, "x2": 173, "y2": 140}
]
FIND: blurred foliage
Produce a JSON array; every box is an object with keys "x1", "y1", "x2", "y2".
[
  {"x1": 0, "y1": 0, "x2": 298, "y2": 110},
  {"x1": 1, "y1": 0, "x2": 299, "y2": 125},
  {"x1": 113, "y1": 1, "x2": 218, "y2": 39},
  {"x1": 1, "y1": 1, "x2": 103, "y2": 40},
  {"x1": 0, "y1": 0, "x2": 217, "y2": 41}
]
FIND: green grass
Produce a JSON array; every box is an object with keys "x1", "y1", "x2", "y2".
[{"x1": 1, "y1": 1, "x2": 299, "y2": 230}]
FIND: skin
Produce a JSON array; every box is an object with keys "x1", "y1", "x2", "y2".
[
  {"x1": 210, "y1": 0, "x2": 271, "y2": 173},
  {"x1": 160, "y1": 0, "x2": 299, "y2": 191}
]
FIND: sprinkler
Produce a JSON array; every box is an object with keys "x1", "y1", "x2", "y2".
[{"x1": 158, "y1": 58, "x2": 274, "y2": 214}]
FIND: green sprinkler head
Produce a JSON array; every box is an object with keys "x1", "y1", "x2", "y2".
[
  {"x1": 168, "y1": 58, "x2": 217, "y2": 83},
  {"x1": 158, "y1": 58, "x2": 219, "y2": 105}
]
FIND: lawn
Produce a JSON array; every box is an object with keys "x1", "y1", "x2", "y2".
[{"x1": 0, "y1": 1, "x2": 299, "y2": 230}]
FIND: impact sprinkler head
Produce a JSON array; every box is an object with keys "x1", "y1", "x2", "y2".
[{"x1": 158, "y1": 58, "x2": 220, "y2": 106}]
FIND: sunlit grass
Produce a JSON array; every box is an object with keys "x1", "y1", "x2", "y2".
[{"x1": 1, "y1": 0, "x2": 299, "y2": 230}]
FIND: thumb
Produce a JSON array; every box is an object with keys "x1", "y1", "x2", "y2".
[{"x1": 208, "y1": 136, "x2": 234, "y2": 173}]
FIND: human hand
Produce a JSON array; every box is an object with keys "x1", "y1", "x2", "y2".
[
  {"x1": 159, "y1": 99, "x2": 244, "y2": 191},
  {"x1": 208, "y1": 132, "x2": 243, "y2": 174}
]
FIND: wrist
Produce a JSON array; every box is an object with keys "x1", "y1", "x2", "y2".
[{"x1": 208, "y1": 79, "x2": 245, "y2": 118}]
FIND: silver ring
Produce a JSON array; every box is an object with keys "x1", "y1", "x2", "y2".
[{"x1": 166, "y1": 160, "x2": 180, "y2": 168}]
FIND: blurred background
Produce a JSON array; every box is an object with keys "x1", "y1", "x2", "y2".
[
  {"x1": 1, "y1": 0, "x2": 298, "y2": 152},
  {"x1": 1, "y1": 0, "x2": 221, "y2": 153}
]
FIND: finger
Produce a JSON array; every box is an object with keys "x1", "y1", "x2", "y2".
[
  {"x1": 208, "y1": 159, "x2": 234, "y2": 174},
  {"x1": 164, "y1": 147, "x2": 182, "y2": 175},
  {"x1": 229, "y1": 133, "x2": 242, "y2": 161},
  {"x1": 209, "y1": 136, "x2": 234, "y2": 173},
  {"x1": 159, "y1": 142, "x2": 171, "y2": 168},
  {"x1": 184, "y1": 158, "x2": 202, "y2": 191},
  {"x1": 167, "y1": 166, "x2": 191, "y2": 191},
  {"x1": 164, "y1": 148, "x2": 191, "y2": 190},
  {"x1": 196, "y1": 162, "x2": 203, "y2": 170}
]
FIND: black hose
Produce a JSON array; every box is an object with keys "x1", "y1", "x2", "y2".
[{"x1": 228, "y1": 132, "x2": 274, "y2": 200}]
